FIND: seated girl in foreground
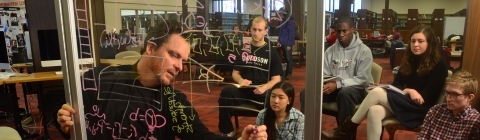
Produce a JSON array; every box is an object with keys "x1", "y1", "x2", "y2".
[{"x1": 255, "y1": 82, "x2": 304, "y2": 140}]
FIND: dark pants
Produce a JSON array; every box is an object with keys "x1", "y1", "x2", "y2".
[
  {"x1": 281, "y1": 45, "x2": 293, "y2": 76},
  {"x1": 218, "y1": 85, "x2": 266, "y2": 134},
  {"x1": 389, "y1": 41, "x2": 404, "y2": 69},
  {"x1": 300, "y1": 86, "x2": 367, "y2": 126}
]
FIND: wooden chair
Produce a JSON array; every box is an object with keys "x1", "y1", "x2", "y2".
[
  {"x1": 322, "y1": 62, "x2": 383, "y2": 118},
  {"x1": 381, "y1": 70, "x2": 452, "y2": 140},
  {"x1": 231, "y1": 92, "x2": 269, "y2": 130},
  {"x1": 292, "y1": 40, "x2": 301, "y2": 67},
  {"x1": 115, "y1": 51, "x2": 141, "y2": 60},
  {"x1": 0, "y1": 126, "x2": 21, "y2": 140}
]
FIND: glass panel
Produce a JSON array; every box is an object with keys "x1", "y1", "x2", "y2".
[
  {"x1": 57, "y1": 0, "x2": 324, "y2": 139},
  {"x1": 56, "y1": 0, "x2": 473, "y2": 139}
]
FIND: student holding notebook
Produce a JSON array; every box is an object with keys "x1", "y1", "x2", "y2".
[
  {"x1": 323, "y1": 26, "x2": 449, "y2": 140},
  {"x1": 218, "y1": 17, "x2": 283, "y2": 137}
]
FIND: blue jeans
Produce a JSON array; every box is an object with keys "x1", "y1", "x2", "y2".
[{"x1": 281, "y1": 45, "x2": 293, "y2": 76}]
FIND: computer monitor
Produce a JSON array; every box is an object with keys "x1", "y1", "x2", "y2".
[
  {"x1": 0, "y1": 31, "x2": 12, "y2": 72},
  {"x1": 38, "y1": 29, "x2": 93, "y2": 67}
]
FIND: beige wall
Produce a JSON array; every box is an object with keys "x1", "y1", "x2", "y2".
[
  {"x1": 361, "y1": 0, "x2": 371, "y2": 10},
  {"x1": 367, "y1": 0, "x2": 468, "y2": 14},
  {"x1": 103, "y1": 0, "x2": 198, "y2": 31}
]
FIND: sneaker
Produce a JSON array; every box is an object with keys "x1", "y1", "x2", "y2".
[
  {"x1": 285, "y1": 75, "x2": 292, "y2": 80},
  {"x1": 221, "y1": 131, "x2": 236, "y2": 137}
]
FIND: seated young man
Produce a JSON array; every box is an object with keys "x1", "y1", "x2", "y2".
[
  {"x1": 299, "y1": 16, "x2": 374, "y2": 138},
  {"x1": 218, "y1": 17, "x2": 283, "y2": 137},
  {"x1": 418, "y1": 70, "x2": 480, "y2": 139}
]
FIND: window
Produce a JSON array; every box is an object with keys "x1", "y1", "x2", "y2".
[
  {"x1": 333, "y1": 0, "x2": 339, "y2": 11},
  {"x1": 271, "y1": 0, "x2": 284, "y2": 11},
  {"x1": 213, "y1": 0, "x2": 239, "y2": 13},
  {"x1": 352, "y1": 0, "x2": 362, "y2": 12},
  {"x1": 327, "y1": 0, "x2": 361, "y2": 13},
  {"x1": 325, "y1": 0, "x2": 330, "y2": 12},
  {"x1": 266, "y1": 0, "x2": 284, "y2": 19}
]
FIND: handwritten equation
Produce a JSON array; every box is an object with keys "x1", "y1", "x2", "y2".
[
  {"x1": 85, "y1": 105, "x2": 166, "y2": 139},
  {"x1": 164, "y1": 87, "x2": 195, "y2": 133}
]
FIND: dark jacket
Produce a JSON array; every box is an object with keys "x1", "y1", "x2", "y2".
[{"x1": 278, "y1": 15, "x2": 296, "y2": 46}]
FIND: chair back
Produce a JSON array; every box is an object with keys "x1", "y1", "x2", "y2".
[
  {"x1": 115, "y1": 51, "x2": 141, "y2": 60},
  {"x1": 437, "y1": 70, "x2": 453, "y2": 104},
  {"x1": 438, "y1": 48, "x2": 452, "y2": 69},
  {"x1": 371, "y1": 62, "x2": 382, "y2": 84}
]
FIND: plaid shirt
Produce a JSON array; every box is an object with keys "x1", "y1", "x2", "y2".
[
  {"x1": 418, "y1": 103, "x2": 480, "y2": 140},
  {"x1": 256, "y1": 108, "x2": 304, "y2": 140}
]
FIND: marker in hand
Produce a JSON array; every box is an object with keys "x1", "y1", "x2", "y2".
[{"x1": 253, "y1": 125, "x2": 258, "y2": 134}]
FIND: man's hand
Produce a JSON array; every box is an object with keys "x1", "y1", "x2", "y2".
[
  {"x1": 405, "y1": 88, "x2": 424, "y2": 105},
  {"x1": 239, "y1": 79, "x2": 252, "y2": 86},
  {"x1": 277, "y1": 43, "x2": 281, "y2": 47},
  {"x1": 323, "y1": 82, "x2": 337, "y2": 94},
  {"x1": 57, "y1": 104, "x2": 76, "y2": 134},
  {"x1": 286, "y1": 46, "x2": 291, "y2": 50},
  {"x1": 238, "y1": 125, "x2": 267, "y2": 140},
  {"x1": 254, "y1": 86, "x2": 267, "y2": 95}
]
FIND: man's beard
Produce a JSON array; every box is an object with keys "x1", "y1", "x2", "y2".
[{"x1": 149, "y1": 59, "x2": 168, "y2": 85}]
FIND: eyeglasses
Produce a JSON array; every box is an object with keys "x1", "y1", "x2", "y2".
[{"x1": 444, "y1": 90, "x2": 467, "y2": 99}]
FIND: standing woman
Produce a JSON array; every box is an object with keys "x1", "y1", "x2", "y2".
[
  {"x1": 322, "y1": 26, "x2": 448, "y2": 140},
  {"x1": 255, "y1": 82, "x2": 305, "y2": 140}
]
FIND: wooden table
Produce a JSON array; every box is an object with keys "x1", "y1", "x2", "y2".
[
  {"x1": 3, "y1": 72, "x2": 63, "y2": 84},
  {"x1": 2, "y1": 71, "x2": 63, "y2": 139},
  {"x1": 100, "y1": 59, "x2": 138, "y2": 65},
  {"x1": 11, "y1": 63, "x2": 33, "y2": 68}
]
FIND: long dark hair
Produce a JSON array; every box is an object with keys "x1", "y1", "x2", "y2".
[
  {"x1": 399, "y1": 26, "x2": 440, "y2": 76},
  {"x1": 263, "y1": 82, "x2": 295, "y2": 140}
]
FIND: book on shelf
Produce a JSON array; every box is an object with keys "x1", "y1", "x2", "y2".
[{"x1": 367, "y1": 84, "x2": 405, "y2": 95}]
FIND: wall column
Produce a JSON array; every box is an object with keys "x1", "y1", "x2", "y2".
[
  {"x1": 462, "y1": 0, "x2": 480, "y2": 110},
  {"x1": 338, "y1": 0, "x2": 353, "y2": 17}
]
